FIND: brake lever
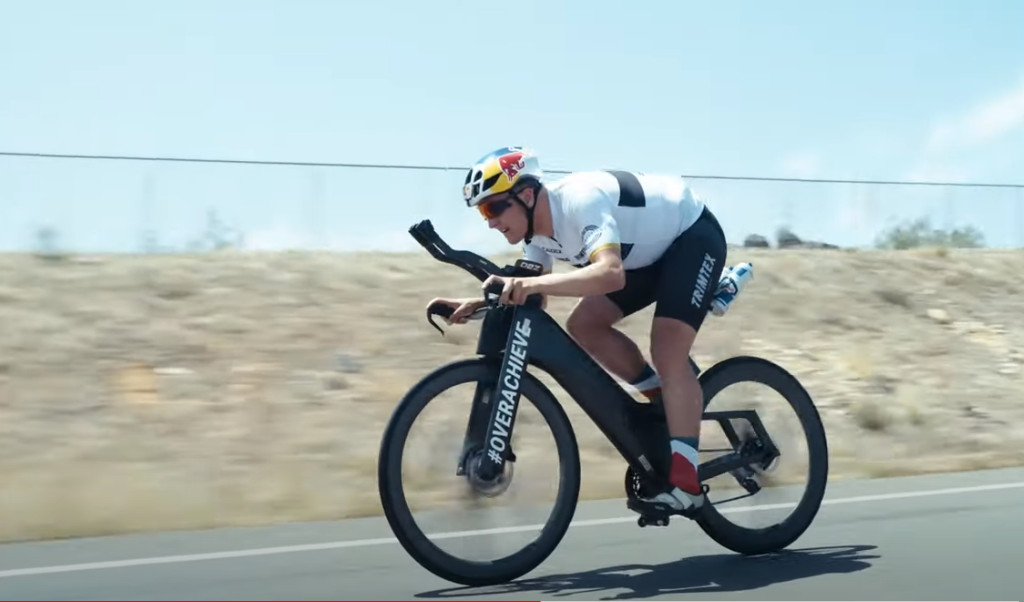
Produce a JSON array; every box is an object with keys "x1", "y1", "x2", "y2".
[
  {"x1": 426, "y1": 302, "x2": 455, "y2": 335},
  {"x1": 484, "y1": 280, "x2": 505, "y2": 303},
  {"x1": 426, "y1": 301, "x2": 492, "y2": 336}
]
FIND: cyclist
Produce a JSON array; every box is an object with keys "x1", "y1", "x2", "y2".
[{"x1": 428, "y1": 146, "x2": 728, "y2": 514}]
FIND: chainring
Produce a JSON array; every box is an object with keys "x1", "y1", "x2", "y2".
[{"x1": 624, "y1": 465, "x2": 662, "y2": 501}]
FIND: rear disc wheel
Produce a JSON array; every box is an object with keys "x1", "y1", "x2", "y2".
[{"x1": 694, "y1": 356, "x2": 829, "y2": 555}]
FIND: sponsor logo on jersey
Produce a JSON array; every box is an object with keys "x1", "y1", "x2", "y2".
[
  {"x1": 575, "y1": 225, "x2": 605, "y2": 262},
  {"x1": 581, "y1": 224, "x2": 601, "y2": 248},
  {"x1": 498, "y1": 152, "x2": 526, "y2": 182},
  {"x1": 533, "y1": 241, "x2": 563, "y2": 255}
]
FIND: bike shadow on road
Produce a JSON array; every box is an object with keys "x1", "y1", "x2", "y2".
[{"x1": 416, "y1": 544, "x2": 880, "y2": 600}]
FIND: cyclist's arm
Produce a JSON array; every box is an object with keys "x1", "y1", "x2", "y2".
[
  {"x1": 539, "y1": 266, "x2": 552, "y2": 309},
  {"x1": 521, "y1": 243, "x2": 553, "y2": 308},
  {"x1": 522, "y1": 246, "x2": 624, "y2": 298}
]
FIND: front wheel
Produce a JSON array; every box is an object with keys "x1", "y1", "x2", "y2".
[
  {"x1": 377, "y1": 358, "x2": 581, "y2": 586},
  {"x1": 694, "y1": 355, "x2": 829, "y2": 555}
]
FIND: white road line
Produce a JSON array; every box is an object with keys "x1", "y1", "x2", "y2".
[{"x1": 1, "y1": 480, "x2": 1022, "y2": 579}]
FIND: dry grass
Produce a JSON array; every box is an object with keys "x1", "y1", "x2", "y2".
[{"x1": 1, "y1": 245, "x2": 1023, "y2": 542}]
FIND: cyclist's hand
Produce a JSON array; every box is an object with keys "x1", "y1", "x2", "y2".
[{"x1": 483, "y1": 275, "x2": 531, "y2": 305}]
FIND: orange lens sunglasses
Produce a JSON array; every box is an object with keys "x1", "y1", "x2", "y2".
[{"x1": 477, "y1": 197, "x2": 513, "y2": 220}]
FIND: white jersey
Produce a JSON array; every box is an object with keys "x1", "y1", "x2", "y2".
[{"x1": 522, "y1": 170, "x2": 707, "y2": 271}]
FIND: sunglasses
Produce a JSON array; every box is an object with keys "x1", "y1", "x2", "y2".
[{"x1": 477, "y1": 197, "x2": 513, "y2": 220}]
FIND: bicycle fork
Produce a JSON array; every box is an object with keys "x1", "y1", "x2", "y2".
[{"x1": 456, "y1": 312, "x2": 533, "y2": 484}]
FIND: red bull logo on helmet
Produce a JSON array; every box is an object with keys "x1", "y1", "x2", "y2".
[{"x1": 498, "y1": 151, "x2": 526, "y2": 183}]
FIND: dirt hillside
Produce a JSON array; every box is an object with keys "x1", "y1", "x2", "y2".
[{"x1": 1, "y1": 244, "x2": 1022, "y2": 542}]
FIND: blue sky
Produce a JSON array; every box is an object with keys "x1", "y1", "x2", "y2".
[{"x1": 2, "y1": 0, "x2": 1023, "y2": 254}]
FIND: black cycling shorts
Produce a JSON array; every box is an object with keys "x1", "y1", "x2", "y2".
[{"x1": 605, "y1": 206, "x2": 728, "y2": 332}]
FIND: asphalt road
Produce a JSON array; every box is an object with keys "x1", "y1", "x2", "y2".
[{"x1": 0, "y1": 467, "x2": 1022, "y2": 601}]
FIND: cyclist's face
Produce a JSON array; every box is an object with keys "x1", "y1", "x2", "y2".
[{"x1": 480, "y1": 194, "x2": 526, "y2": 244}]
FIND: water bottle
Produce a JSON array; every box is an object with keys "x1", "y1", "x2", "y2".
[{"x1": 710, "y1": 262, "x2": 753, "y2": 316}]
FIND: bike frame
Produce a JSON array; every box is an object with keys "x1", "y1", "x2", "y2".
[{"x1": 409, "y1": 220, "x2": 777, "y2": 488}]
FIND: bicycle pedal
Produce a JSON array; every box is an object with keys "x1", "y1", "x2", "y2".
[
  {"x1": 630, "y1": 497, "x2": 690, "y2": 523},
  {"x1": 637, "y1": 514, "x2": 670, "y2": 528},
  {"x1": 628, "y1": 500, "x2": 669, "y2": 525}
]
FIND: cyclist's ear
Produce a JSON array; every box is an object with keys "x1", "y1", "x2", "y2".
[{"x1": 511, "y1": 181, "x2": 540, "y2": 207}]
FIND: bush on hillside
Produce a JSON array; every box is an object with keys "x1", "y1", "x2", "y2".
[{"x1": 874, "y1": 217, "x2": 985, "y2": 250}]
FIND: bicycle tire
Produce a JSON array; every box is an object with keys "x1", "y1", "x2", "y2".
[
  {"x1": 694, "y1": 355, "x2": 829, "y2": 555},
  {"x1": 377, "y1": 358, "x2": 581, "y2": 586}
]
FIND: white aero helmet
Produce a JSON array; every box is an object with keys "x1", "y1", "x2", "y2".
[{"x1": 462, "y1": 146, "x2": 544, "y2": 208}]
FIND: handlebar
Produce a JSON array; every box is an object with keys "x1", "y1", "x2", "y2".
[
  {"x1": 409, "y1": 219, "x2": 504, "y2": 282},
  {"x1": 410, "y1": 219, "x2": 510, "y2": 335}
]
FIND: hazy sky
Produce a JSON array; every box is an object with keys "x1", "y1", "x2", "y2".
[{"x1": 2, "y1": 0, "x2": 1023, "y2": 253}]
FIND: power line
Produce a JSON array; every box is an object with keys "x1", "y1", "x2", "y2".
[
  {"x1": 0, "y1": 151, "x2": 461, "y2": 172},
  {"x1": 2, "y1": 150, "x2": 1024, "y2": 189}
]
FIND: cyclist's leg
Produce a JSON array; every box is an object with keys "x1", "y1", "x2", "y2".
[
  {"x1": 566, "y1": 262, "x2": 658, "y2": 394},
  {"x1": 643, "y1": 207, "x2": 728, "y2": 510}
]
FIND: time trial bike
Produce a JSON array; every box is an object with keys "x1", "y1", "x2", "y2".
[{"x1": 377, "y1": 219, "x2": 829, "y2": 586}]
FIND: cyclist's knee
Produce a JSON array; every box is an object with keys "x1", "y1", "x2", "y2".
[{"x1": 566, "y1": 296, "x2": 621, "y2": 340}]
